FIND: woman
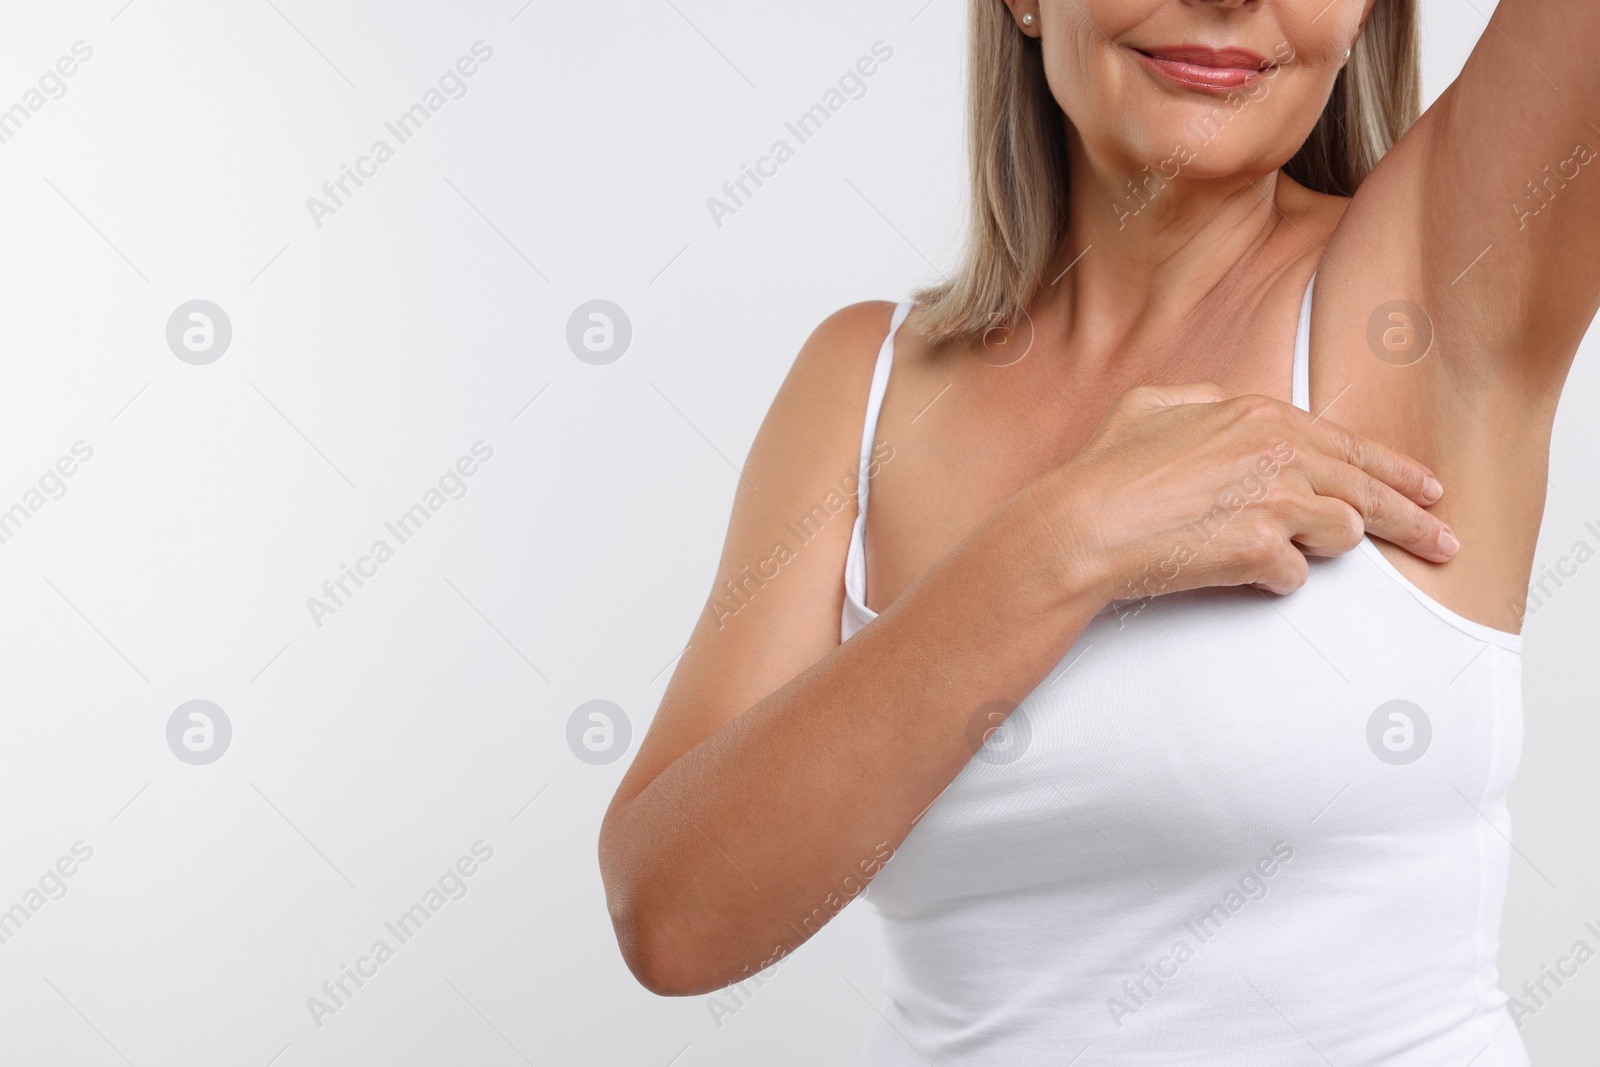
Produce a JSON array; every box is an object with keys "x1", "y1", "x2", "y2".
[{"x1": 601, "y1": 0, "x2": 1599, "y2": 1062}]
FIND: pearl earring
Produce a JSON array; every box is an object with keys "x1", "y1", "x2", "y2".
[
  {"x1": 1022, "y1": 12, "x2": 1036, "y2": 26},
  {"x1": 1345, "y1": 47, "x2": 1352, "y2": 60}
]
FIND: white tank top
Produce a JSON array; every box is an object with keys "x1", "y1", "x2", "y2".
[{"x1": 841, "y1": 276, "x2": 1529, "y2": 1066}]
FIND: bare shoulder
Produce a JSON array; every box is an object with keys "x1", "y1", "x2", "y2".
[
  {"x1": 607, "y1": 299, "x2": 898, "y2": 808},
  {"x1": 727, "y1": 296, "x2": 902, "y2": 585},
  {"x1": 769, "y1": 301, "x2": 897, "y2": 426},
  {"x1": 746, "y1": 299, "x2": 898, "y2": 485}
]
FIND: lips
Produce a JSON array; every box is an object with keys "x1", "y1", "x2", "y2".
[{"x1": 1134, "y1": 45, "x2": 1274, "y2": 93}]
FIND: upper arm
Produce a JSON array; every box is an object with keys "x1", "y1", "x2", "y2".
[
  {"x1": 607, "y1": 300, "x2": 896, "y2": 810},
  {"x1": 1352, "y1": 0, "x2": 1600, "y2": 388}
]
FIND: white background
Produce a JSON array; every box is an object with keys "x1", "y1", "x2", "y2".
[{"x1": 0, "y1": 1, "x2": 1596, "y2": 1064}]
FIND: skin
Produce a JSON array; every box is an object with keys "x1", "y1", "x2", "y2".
[{"x1": 600, "y1": 0, "x2": 1600, "y2": 996}]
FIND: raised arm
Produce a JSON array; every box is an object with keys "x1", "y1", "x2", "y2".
[{"x1": 1342, "y1": 0, "x2": 1600, "y2": 389}]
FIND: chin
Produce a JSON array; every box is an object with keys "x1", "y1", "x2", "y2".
[{"x1": 1129, "y1": 98, "x2": 1290, "y2": 173}]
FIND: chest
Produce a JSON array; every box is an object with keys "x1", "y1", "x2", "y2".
[{"x1": 862, "y1": 301, "x2": 1302, "y2": 615}]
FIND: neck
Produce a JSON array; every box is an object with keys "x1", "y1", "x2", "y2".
[{"x1": 1039, "y1": 127, "x2": 1294, "y2": 357}]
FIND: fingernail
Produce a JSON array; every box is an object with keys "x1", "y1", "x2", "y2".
[
  {"x1": 1437, "y1": 528, "x2": 1460, "y2": 557},
  {"x1": 1421, "y1": 476, "x2": 1444, "y2": 504}
]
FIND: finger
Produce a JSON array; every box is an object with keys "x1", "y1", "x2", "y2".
[
  {"x1": 1134, "y1": 381, "x2": 1230, "y2": 409},
  {"x1": 1301, "y1": 417, "x2": 1444, "y2": 507},
  {"x1": 1288, "y1": 496, "x2": 1366, "y2": 558},
  {"x1": 1304, "y1": 455, "x2": 1459, "y2": 563},
  {"x1": 1252, "y1": 541, "x2": 1311, "y2": 596}
]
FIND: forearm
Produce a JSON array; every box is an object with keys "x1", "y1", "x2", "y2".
[{"x1": 599, "y1": 476, "x2": 1106, "y2": 995}]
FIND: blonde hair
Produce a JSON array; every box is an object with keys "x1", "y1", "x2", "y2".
[{"x1": 912, "y1": 0, "x2": 1422, "y2": 346}]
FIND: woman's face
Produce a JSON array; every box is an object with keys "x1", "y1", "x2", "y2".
[{"x1": 1015, "y1": 0, "x2": 1378, "y2": 182}]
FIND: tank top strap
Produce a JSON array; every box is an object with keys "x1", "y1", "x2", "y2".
[
  {"x1": 855, "y1": 299, "x2": 915, "y2": 511},
  {"x1": 842, "y1": 299, "x2": 914, "y2": 630},
  {"x1": 1291, "y1": 271, "x2": 1316, "y2": 413}
]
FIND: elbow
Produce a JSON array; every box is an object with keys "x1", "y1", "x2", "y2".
[
  {"x1": 608, "y1": 897, "x2": 725, "y2": 997},
  {"x1": 600, "y1": 816, "x2": 724, "y2": 997}
]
